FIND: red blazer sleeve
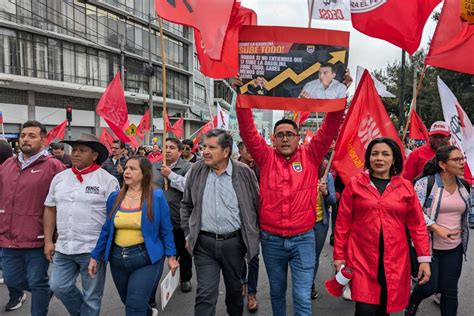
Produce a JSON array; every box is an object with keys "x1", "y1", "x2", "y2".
[
  {"x1": 236, "y1": 107, "x2": 271, "y2": 167},
  {"x1": 333, "y1": 179, "x2": 354, "y2": 260},
  {"x1": 405, "y1": 184, "x2": 431, "y2": 259},
  {"x1": 308, "y1": 110, "x2": 344, "y2": 163}
]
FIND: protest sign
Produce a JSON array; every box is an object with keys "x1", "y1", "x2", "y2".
[{"x1": 237, "y1": 26, "x2": 349, "y2": 112}]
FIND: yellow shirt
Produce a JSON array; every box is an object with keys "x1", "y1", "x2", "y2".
[
  {"x1": 316, "y1": 192, "x2": 324, "y2": 223},
  {"x1": 114, "y1": 207, "x2": 144, "y2": 247}
]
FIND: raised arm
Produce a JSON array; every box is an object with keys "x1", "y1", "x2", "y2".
[
  {"x1": 308, "y1": 109, "x2": 344, "y2": 165},
  {"x1": 236, "y1": 107, "x2": 271, "y2": 167}
]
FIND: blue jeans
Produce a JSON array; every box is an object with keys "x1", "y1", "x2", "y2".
[
  {"x1": 313, "y1": 221, "x2": 329, "y2": 285},
  {"x1": 261, "y1": 230, "x2": 315, "y2": 316},
  {"x1": 109, "y1": 243, "x2": 164, "y2": 316},
  {"x1": 0, "y1": 249, "x2": 24, "y2": 300},
  {"x1": 1, "y1": 247, "x2": 50, "y2": 316},
  {"x1": 247, "y1": 256, "x2": 259, "y2": 295},
  {"x1": 50, "y1": 252, "x2": 106, "y2": 316}
]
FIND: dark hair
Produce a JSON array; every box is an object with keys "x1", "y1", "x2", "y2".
[
  {"x1": 273, "y1": 119, "x2": 299, "y2": 134},
  {"x1": 50, "y1": 142, "x2": 65, "y2": 149},
  {"x1": 110, "y1": 156, "x2": 154, "y2": 221},
  {"x1": 252, "y1": 74, "x2": 264, "y2": 79},
  {"x1": 166, "y1": 137, "x2": 183, "y2": 150},
  {"x1": 421, "y1": 145, "x2": 461, "y2": 177},
  {"x1": 22, "y1": 120, "x2": 47, "y2": 137},
  {"x1": 320, "y1": 62, "x2": 336, "y2": 73},
  {"x1": 237, "y1": 141, "x2": 246, "y2": 151},
  {"x1": 204, "y1": 129, "x2": 233, "y2": 155},
  {"x1": 182, "y1": 139, "x2": 193, "y2": 148},
  {"x1": 364, "y1": 137, "x2": 403, "y2": 176},
  {"x1": 0, "y1": 140, "x2": 13, "y2": 165},
  {"x1": 112, "y1": 139, "x2": 125, "y2": 149}
]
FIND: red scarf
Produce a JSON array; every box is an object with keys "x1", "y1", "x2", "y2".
[{"x1": 71, "y1": 163, "x2": 101, "y2": 183}]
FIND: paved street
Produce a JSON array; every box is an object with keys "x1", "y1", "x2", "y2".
[{"x1": 1, "y1": 235, "x2": 473, "y2": 315}]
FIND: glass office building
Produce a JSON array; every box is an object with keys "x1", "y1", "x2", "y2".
[{"x1": 0, "y1": 0, "x2": 200, "y2": 142}]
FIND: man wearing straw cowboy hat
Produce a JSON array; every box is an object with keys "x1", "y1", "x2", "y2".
[{"x1": 43, "y1": 133, "x2": 119, "y2": 316}]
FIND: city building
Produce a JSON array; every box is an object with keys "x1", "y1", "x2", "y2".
[{"x1": 0, "y1": 0, "x2": 230, "y2": 147}]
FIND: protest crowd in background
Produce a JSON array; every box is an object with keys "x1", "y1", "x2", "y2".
[{"x1": 1, "y1": 0, "x2": 474, "y2": 315}]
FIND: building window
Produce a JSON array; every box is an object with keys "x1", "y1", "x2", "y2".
[{"x1": 194, "y1": 83, "x2": 206, "y2": 103}]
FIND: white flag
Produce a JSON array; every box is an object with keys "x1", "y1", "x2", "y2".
[
  {"x1": 355, "y1": 66, "x2": 396, "y2": 98},
  {"x1": 217, "y1": 103, "x2": 230, "y2": 130},
  {"x1": 438, "y1": 76, "x2": 474, "y2": 176},
  {"x1": 308, "y1": 0, "x2": 351, "y2": 21}
]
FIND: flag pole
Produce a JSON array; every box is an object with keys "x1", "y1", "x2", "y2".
[
  {"x1": 159, "y1": 17, "x2": 168, "y2": 190},
  {"x1": 308, "y1": 0, "x2": 315, "y2": 28},
  {"x1": 402, "y1": 65, "x2": 427, "y2": 142}
]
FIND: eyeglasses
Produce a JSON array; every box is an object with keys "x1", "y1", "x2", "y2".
[
  {"x1": 274, "y1": 132, "x2": 297, "y2": 141},
  {"x1": 447, "y1": 156, "x2": 467, "y2": 164}
]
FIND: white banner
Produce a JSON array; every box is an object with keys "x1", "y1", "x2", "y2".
[
  {"x1": 217, "y1": 103, "x2": 230, "y2": 130},
  {"x1": 438, "y1": 76, "x2": 474, "y2": 177},
  {"x1": 308, "y1": 0, "x2": 351, "y2": 21}
]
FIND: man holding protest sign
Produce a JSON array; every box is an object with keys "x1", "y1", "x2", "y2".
[{"x1": 234, "y1": 70, "x2": 351, "y2": 315}]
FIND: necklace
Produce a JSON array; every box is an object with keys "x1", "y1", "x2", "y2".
[{"x1": 126, "y1": 192, "x2": 142, "y2": 200}]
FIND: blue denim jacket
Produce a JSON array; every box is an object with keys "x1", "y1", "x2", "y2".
[
  {"x1": 320, "y1": 173, "x2": 337, "y2": 225},
  {"x1": 91, "y1": 189, "x2": 176, "y2": 264}
]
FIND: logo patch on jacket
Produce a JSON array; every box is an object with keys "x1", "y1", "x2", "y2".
[
  {"x1": 292, "y1": 162, "x2": 303, "y2": 173},
  {"x1": 85, "y1": 186, "x2": 100, "y2": 194}
]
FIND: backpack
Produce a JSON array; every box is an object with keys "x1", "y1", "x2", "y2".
[{"x1": 423, "y1": 175, "x2": 471, "y2": 207}]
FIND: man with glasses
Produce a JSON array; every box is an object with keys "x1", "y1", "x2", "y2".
[
  {"x1": 236, "y1": 105, "x2": 345, "y2": 315},
  {"x1": 181, "y1": 139, "x2": 200, "y2": 163},
  {"x1": 403, "y1": 121, "x2": 451, "y2": 182}
]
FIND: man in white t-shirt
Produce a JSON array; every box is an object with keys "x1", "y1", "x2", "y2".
[
  {"x1": 299, "y1": 63, "x2": 347, "y2": 99},
  {"x1": 43, "y1": 134, "x2": 119, "y2": 316}
]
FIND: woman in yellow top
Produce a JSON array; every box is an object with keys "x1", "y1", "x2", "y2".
[{"x1": 89, "y1": 156, "x2": 178, "y2": 315}]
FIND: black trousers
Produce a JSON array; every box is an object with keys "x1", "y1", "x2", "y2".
[
  {"x1": 355, "y1": 232, "x2": 389, "y2": 316},
  {"x1": 173, "y1": 228, "x2": 193, "y2": 282},
  {"x1": 408, "y1": 244, "x2": 463, "y2": 316},
  {"x1": 194, "y1": 233, "x2": 245, "y2": 316}
]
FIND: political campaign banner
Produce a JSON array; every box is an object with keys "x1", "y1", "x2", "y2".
[{"x1": 237, "y1": 26, "x2": 349, "y2": 112}]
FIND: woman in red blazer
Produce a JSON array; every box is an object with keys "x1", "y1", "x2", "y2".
[{"x1": 333, "y1": 137, "x2": 431, "y2": 315}]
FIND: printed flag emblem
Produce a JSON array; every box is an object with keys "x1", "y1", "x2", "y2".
[{"x1": 292, "y1": 162, "x2": 303, "y2": 173}]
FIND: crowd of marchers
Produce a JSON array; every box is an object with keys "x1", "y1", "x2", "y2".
[{"x1": 0, "y1": 80, "x2": 472, "y2": 316}]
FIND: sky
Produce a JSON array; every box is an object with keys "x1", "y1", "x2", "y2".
[
  {"x1": 241, "y1": 0, "x2": 441, "y2": 76},
  {"x1": 240, "y1": 0, "x2": 442, "y2": 121}
]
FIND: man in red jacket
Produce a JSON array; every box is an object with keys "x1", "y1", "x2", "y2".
[
  {"x1": 237, "y1": 106, "x2": 344, "y2": 315},
  {"x1": 0, "y1": 121, "x2": 65, "y2": 315},
  {"x1": 403, "y1": 121, "x2": 451, "y2": 182}
]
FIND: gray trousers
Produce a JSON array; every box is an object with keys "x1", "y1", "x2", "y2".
[{"x1": 194, "y1": 233, "x2": 245, "y2": 316}]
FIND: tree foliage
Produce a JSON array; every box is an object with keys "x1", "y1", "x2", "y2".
[{"x1": 372, "y1": 50, "x2": 474, "y2": 130}]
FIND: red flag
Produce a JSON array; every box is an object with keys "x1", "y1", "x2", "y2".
[
  {"x1": 425, "y1": 0, "x2": 474, "y2": 74},
  {"x1": 171, "y1": 117, "x2": 184, "y2": 139},
  {"x1": 409, "y1": 110, "x2": 429, "y2": 142},
  {"x1": 298, "y1": 111, "x2": 311, "y2": 125},
  {"x1": 351, "y1": 0, "x2": 440, "y2": 55},
  {"x1": 45, "y1": 120, "x2": 68, "y2": 146},
  {"x1": 155, "y1": 0, "x2": 235, "y2": 61},
  {"x1": 332, "y1": 70, "x2": 403, "y2": 184},
  {"x1": 96, "y1": 73, "x2": 129, "y2": 129},
  {"x1": 194, "y1": 2, "x2": 257, "y2": 78},
  {"x1": 192, "y1": 116, "x2": 217, "y2": 152},
  {"x1": 98, "y1": 128, "x2": 115, "y2": 153},
  {"x1": 105, "y1": 119, "x2": 133, "y2": 145},
  {"x1": 136, "y1": 110, "x2": 150, "y2": 139},
  {"x1": 303, "y1": 129, "x2": 313, "y2": 146}
]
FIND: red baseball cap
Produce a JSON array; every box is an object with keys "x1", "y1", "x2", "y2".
[{"x1": 429, "y1": 121, "x2": 450, "y2": 137}]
